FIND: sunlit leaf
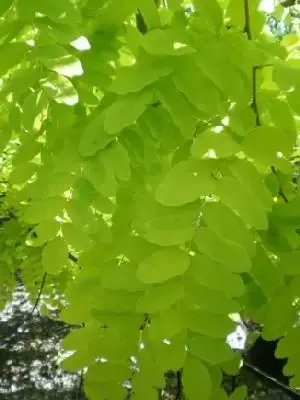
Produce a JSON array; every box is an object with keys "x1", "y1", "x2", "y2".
[
  {"x1": 103, "y1": 90, "x2": 153, "y2": 135},
  {"x1": 183, "y1": 356, "x2": 212, "y2": 400},
  {"x1": 137, "y1": 248, "x2": 190, "y2": 284},
  {"x1": 42, "y1": 237, "x2": 68, "y2": 274},
  {"x1": 155, "y1": 159, "x2": 216, "y2": 206}
]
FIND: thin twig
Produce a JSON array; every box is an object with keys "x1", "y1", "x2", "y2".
[
  {"x1": 244, "y1": 1, "x2": 261, "y2": 126},
  {"x1": 244, "y1": 0, "x2": 289, "y2": 202},
  {"x1": 252, "y1": 67, "x2": 261, "y2": 126},
  {"x1": 30, "y1": 272, "x2": 47, "y2": 315},
  {"x1": 243, "y1": 0, "x2": 252, "y2": 40}
]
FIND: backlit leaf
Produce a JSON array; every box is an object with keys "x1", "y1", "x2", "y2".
[
  {"x1": 103, "y1": 89, "x2": 153, "y2": 135},
  {"x1": 191, "y1": 128, "x2": 240, "y2": 159},
  {"x1": 188, "y1": 335, "x2": 234, "y2": 364},
  {"x1": 136, "y1": 279, "x2": 184, "y2": 313},
  {"x1": 155, "y1": 159, "x2": 216, "y2": 206},
  {"x1": 183, "y1": 356, "x2": 212, "y2": 400},
  {"x1": 194, "y1": 228, "x2": 251, "y2": 273},
  {"x1": 215, "y1": 177, "x2": 268, "y2": 230},
  {"x1": 156, "y1": 78, "x2": 197, "y2": 138},
  {"x1": 111, "y1": 58, "x2": 171, "y2": 94},
  {"x1": 243, "y1": 126, "x2": 295, "y2": 166},
  {"x1": 142, "y1": 29, "x2": 195, "y2": 56},
  {"x1": 26, "y1": 0, "x2": 82, "y2": 25},
  {"x1": 42, "y1": 237, "x2": 68, "y2": 274},
  {"x1": 203, "y1": 202, "x2": 255, "y2": 255},
  {"x1": 137, "y1": 248, "x2": 190, "y2": 284}
]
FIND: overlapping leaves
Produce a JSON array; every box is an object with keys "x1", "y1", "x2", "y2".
[{"x1": 1, "y1": 0, "x2": 300, "y2": 399}]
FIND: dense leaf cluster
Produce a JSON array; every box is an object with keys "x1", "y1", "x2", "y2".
[{"x1": 2, "y1": 0, "x2": 300, "y2": 399}]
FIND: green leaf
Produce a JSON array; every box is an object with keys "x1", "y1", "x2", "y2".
[
  {"x1": 187, "y1": 254, "x2": 245, "y2": 297},
  {"x1": 279, "y1": 251, "x2": 300, "y2": 276},
  {"x1": 185, "y1": 312, "x2": 235, "y2": 338},
  {"x1": 133, "y1": 196, "x2": 201, "y2": 246},
  {"x1": 84, "y1": 158, "x2": 117, "y2": 198},
  {"x1": 251, "y1": 245, "x2": 283, "y2": 300},
  {"x1": 203, "y1": 202, "x2": 255, "y2": 256},
  {"x1": 92, "y1": 289, "x2": 141, "y2": 313},
  {"x1": 111, "y1": 57, "x2": 171, "y2": 94},
  {"x1": 41, "y1": 71, "x2": 78, "y2": 105},
  {"x1": 62, "y1": 223, "x2": 94, "y2": 252},
  {"x1": 91, "y1": 218, "x2": 113, "y2": 243},
  {"x1": 183, "y1": 356, "x2": 212, "y2": 400},
  {"x1": 137, "y1": 248, "x2": 190, "y2": 284},
  {"x1": 9, "y1": 162, "x2": 38, "y2": 185},
  {"x1": 0, "y1": 43, "x2": 29, "y2": 77},
  {"x1": 188, "y1": 335, "x2": 234, "y2": 364},
  {"x1": 102, "y1": 261, "x2": 146, "y2": 292},
  {"x1": 65, "y1": 199, "x2": 95, "y2": 232},
  {"x1": 133, "y1": 353, "x2": 165, "y2": 398},
  {"x1": 172, "y1": 57, "x2": 221, "y2": 115},
  {"x1": 156, "y1": 78, "x2": 197, "y2": 138},
  {"x1": 276, "y1": 328, "x2": 300, "y2": 359},
  {"x1": 194, "y1": 228, "x2": 251, "y2": 273},
  {"x1": 22, "y1": 197, "x2": 66, "y2": 224},
  {"x1": 194, "y1": 0, "x2": 223, "y2": 34},
  {"x1": 195, "y1": 42, "x2": 246, "y2": 100},
  {"x1": 142, "y1": 29, "x2": 195, "y2": 56},
  {"x1": 86, "y1": 362, "x2": 129, "y2": 383},
  {"x1": 0, "y1": 0, "x2": 13, "y2": 16},
  {"x1": 155, "y1": 159, "x2": 216, "y2": 206},
  {"x1": 148, "y1": 309, "x2": 183, "y2": 340},
  {"x1": 227, "y1": 104, "x2": 256, "y2": 136},
  {"x1": 85, "y1": 364, "x2": 127, "y2": 400},
  {"x1": 103, "y1": 89, "x2": 153, "y2": 135},
  {"x1": 167, "y1": 0, "x2": 181, "y2": 11},
  {"x1": 79, "y1": 112, "x2": 114, "y2": 157},
  {"x1": 262, "y1": 285, "x2": 296, "y2": 340},
  {"x1": 184, "y1": 278, "x2": 241, "y2": 315},
  {"x1": 101, "y1": 141, "x2": 131, "y2": 181},
  {"x1": 42, "y1": 237, "x2": 68, "y2": 274},
  {"x1": 243, "y1": 126, "x2": 295, "y2": 166},
  {"x1": 62, "y1": 350, "x2": 93, "y2": 372},
  {"x1": 228, "y1": 159, "x2": 273, "y2": 211},
  {"x1": 26, "y1": 0, "x2": 82, "y2": 25},
  {"x1": 26, "y1": 220, "x2": 59, "y2": 247},
  {"x1": 191, "y1": 128, "x2": 240, "y2": 159},
  {"x1": 136, "y1": 279, "x2": 184, "y2": 313},
  {"x1": 268, "y1": 98, "x2": 296, "y2": 135},
  {"x1": 153, "y1": 334, "x2": 186, "y2": 371},
  {"x1": 215, "y1": 177, "x2": 268, "y2": 230},
  {"x1": 33, "y1": 45, "x2": 83, "y2": 78},
  {"x1": 137, "y1": 0, "x2": 161, "y2": 30}
]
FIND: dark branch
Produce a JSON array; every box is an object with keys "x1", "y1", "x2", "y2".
[
  {"x1": 244, "y1": 361, "x2": 300, "y2": 400},
  {"x1": 244, "y1": 1, "x2": 261, "y2": 126},
  {"x1": 243, "y1": 0, "x2": 290, "y2": 202}
]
